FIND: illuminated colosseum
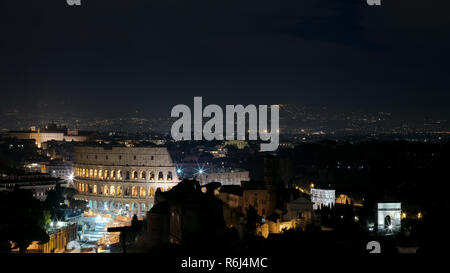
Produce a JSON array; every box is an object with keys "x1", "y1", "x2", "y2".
[{"x1": 73, "y1": 146, "x2": 180, "y2": 218}]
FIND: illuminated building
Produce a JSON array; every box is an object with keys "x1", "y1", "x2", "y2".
[
  {"x1": 42, "y1": 161, "x2": 74, "y2": 182},
  {"x1": 7, "y1": 127, "x2": 88, "y2": 148},
  {"x1": 241, "y1": 180, "x2": 277, "y2": 218},
  {"x1": 377, "y1": 203, "x2": 401, "y2": 232},
  {"x1": 23, "y1": 162, "x2": 43, "y2": 173},
  {"x1": 73, "y1": 146, "x2": 180, "y2": 218},
  {"x1": 260, "y1": 195, "x2": 314, "y2": 238},
  {"x1": 23, "y1": 222, "x2": 78, "y2": 253},
  {"x1": 310, "y1": 188, "x2": 335, "y2": 210},
  {"x1": 197, "y1": 169, "x2": 250, "y2": 186},
  {"x1": 217, "y1": 156, "x2": 278, "y2": 219},
  {"x1": 336, "y1": 194, "x2": 352, "y2": 205}
]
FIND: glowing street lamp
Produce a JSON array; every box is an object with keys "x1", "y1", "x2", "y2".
[{"x1": 67, "y1": 173, "x2": 74, "y2": 182}]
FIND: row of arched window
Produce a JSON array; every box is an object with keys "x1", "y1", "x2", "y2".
[
  {"x1": 78, "y1": 154, "x2": 155, "y2": 161},
  {"x1": 74, "y1": 168, "x2": 174, "y2": 181},
  {"x1": 76, "y1": 182, "x2": 171, "y2": 197}
]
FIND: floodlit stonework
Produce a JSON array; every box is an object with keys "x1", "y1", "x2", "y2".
[
  {"x1": 197, "y1": 170, "x2": 250, "y2": 186},
  {"x1": 377, "y1": 203, "x2": 401, "y2": 232},
  {"x1": 310, "y1": 188, "x2": 335, "y2": 210},
  {"x1": 73, "y1": 146, "x2": 180, "y2": 218}
]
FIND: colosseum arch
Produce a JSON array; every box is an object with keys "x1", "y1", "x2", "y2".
[
  {"x1": 132, "y1": 186, "x2": 138, "y2": 197},
  {"x1": 124, "y1": 186, "x2": 130, "y2": 196},
  {"x1": 158, "y1": 171, "x2": 164, "y2": 180},
  {"x1": 150, "y1": 171, "x2": 155, "y2": 180},
  {"x1": 93, "y1": 184, "x2": 97, "y2": 194},
  {"x1": 140, "y1": 187, "x2": 146, "y2": 197},
  {"x1": 110, "y1": 186, "x2": 115, "y2": 196},
  {"x1": 167, "y1": 171, "x2": 173, "y2": 181},
  {"x1": 98, "y1": 170, "x2": 103, "y2": 179},
  {"x1": 126, "y1": 171, "x2": 130, "y2": 180},
  {"x1": 117, "y1": 186, "x2": 122, "y2": 196},
  {"x1": 94, "y1": 169, "x2": 98, "y2": 178},
  {"x1": 149, "y1": 187, "x2": 155, "y2": 197},
  {"x1": 140, "y1": 171, "x2": 146, "y2": 180},
  {"x1": 103, "y1": 185, "x2": 109, "y2": 196},
  {"x1": 104, "y1": 170, "x2": 109, "y2": 179},
  {"x1": 133, "y1": 171, "x2": 138, "y2": 179}
]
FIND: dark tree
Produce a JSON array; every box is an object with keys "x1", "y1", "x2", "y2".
[{"x1": 0, "y1": 188, "x2": 50, "y2": 252}]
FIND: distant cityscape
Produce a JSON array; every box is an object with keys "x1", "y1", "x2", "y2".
[
  {"x1": 1, "y1": 118, "x2": 448, "y2": 255},
  {"x1": 1, "y1": 103, "x2": 448, "y2": 142}
]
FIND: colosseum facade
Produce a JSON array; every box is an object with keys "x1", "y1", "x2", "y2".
[{"x1": 73, "y1": 146, "x2": 180, "y2": 218}]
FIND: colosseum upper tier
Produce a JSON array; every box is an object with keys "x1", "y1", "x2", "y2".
[{"x1": 73, "y1": 146, "x2": 180, "y2": 217}]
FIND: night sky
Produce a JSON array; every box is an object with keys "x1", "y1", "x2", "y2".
[{"x1": 1, "y1": 0, "x2": 449, "y2": 119}]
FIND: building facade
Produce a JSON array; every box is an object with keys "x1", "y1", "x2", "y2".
[
  {"x1": 8, "y1": 129, "x2": 87, "y2": 148},
  {"x1": 26, "y1": 222, "x2": 78, "y2": 253},
  {"x1": 43, "y1": 161, "x2": 74, "y2": 182},
  {"x1": 377, "y1": 202, "x2": 401, "y2": 232},
  {"x1": 73, "y1": 146, "x2": 180, "y2": 218},
  {"x1": 197, "y1": 170, "x2": 250, "y2": 186},
  {"x1": 0, "y1": 174, "x2": 62, "y2": 201},
  {"x1": 310, "y1": 188, "x2": 335, "y2": 210},
  {"x1": 146, "y1": 180, "x2": 225, "y2": 247}
]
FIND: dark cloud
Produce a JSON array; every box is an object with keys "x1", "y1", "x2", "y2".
[{"x1": 1, "y1": 0, "x2": 449, "y2": 118}]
